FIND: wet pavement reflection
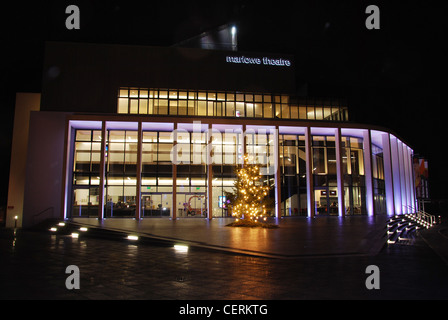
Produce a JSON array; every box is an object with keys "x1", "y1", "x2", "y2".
[{"x1": 1, "y1": 227, "x2": 448, "y2": 300}]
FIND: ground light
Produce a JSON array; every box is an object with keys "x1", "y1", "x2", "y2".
[{"x1": 174, "y1": 244, "x2": 189, "y2": 253}]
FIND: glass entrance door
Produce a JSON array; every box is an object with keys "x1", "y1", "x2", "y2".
[
  {"x1": 141, "y1": 193, "x2": 171, "y2": 217},
  {"x1": 314, "y1": 187, "x2": 339, "y2": 216},
  {"x1": 72, "y1": 186, "x2": 99, "y2": 217},
  {"x1": 177, "y1": 193, "x2": 207, "y2": 218}
]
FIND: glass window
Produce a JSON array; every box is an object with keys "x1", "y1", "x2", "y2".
[
  {"x1": 139, "y1": 99, "x2": 148, "y2": 114},
  {"x1": 129, "y1": 100, "x2": 138, "y2": 114},
  {"x1": 281, "y1": 104, "x2": 290, "y2": 119},
  {"x1": 119, "y1": 89, "x2": 128, "y2": 97},
  {"x1": 290, "y1": 105, "x2": 298, "y2": 119},
  {"x1": 263, "y1": 103, "x2": 273, "y2": 118},
  {"x1": 118, "y1": 98, "x2": 128, "y2": 114},
  {"x1": 236, "y1": 102, "x2": 244, "y2": 117},
  {"x1": 226, "y1": 102, "x2": 235, "y2": 117}
]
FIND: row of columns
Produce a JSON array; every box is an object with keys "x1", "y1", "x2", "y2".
[{"x1": 75, "y1": 121, "x2": 416, "y2": 221}]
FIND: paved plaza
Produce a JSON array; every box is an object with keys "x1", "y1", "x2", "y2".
[{"x1": 1, "y1": 216, "x2": 448, "y2": 303}]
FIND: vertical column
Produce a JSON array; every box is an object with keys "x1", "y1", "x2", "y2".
[
  {"x1": 397, "y1": 140, "x2": 407, "y2": 213},
  {"x1": 172, "y1": 122, "x2": 177, "y2": 220},
  {"x1": 135, "y1": 121, "x2": 143, "y2": 220},
  {"x1": 335, "y1": 128, "x2": 345, "y2": 217},
  {"x1": 363, "y1": 129, "x2": 375, "y2": 216},
  {"x1": 403, "y1": 145, "x2": 412, "y2": 213},
  {"x1": 98, "y1": 121, "x2": 107, "y2": 220},
  {"x1": 305, "y1": 127, "x2": 314, "y2": 218},
  {"x1": 409, "y1": 148, "x2": 417, "y2": 212},
  {"x1": 390, "y1": 136, "x2": 402, "y2": 215},
  {"x1": 207, "y1": 123, "x2": 213, "y2": 220},
  {"x1": 274, "y1": 126, "x2": 282, "y2": 219},
  {"x1": 382, "y1": 133, "x2": 395, "y2": 216}
]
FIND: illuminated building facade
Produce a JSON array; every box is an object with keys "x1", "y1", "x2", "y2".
[{"x1": 6, "y1": 42, "x2": 417, "y2": 227}]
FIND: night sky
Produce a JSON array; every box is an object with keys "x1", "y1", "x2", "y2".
[{"x1": 0, "y1": 0, "x2": 447, "y2": 205}]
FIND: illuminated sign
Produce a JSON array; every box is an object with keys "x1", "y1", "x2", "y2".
[
  {"x1": 226, "y1": 55, "x2": 291, "y2": 67},
  {"x1": 218, "y1": 196, "x2": 226, "y2": 208}
]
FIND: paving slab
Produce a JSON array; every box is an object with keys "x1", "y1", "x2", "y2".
[{"x1": 71, "y1": 216, "x2": 389, "y2": 258}]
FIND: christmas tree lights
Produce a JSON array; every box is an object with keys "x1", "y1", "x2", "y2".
[{"x1": 231, "y1": 154, "x2": 271, "y2": 222}]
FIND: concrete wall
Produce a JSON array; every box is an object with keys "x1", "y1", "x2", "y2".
[
  {"x1": 5, "y1": 93, "x2": 41, "y2": 228},
  {"x1": 22, "y1": 111, "x2": 69, "y2": 227}
]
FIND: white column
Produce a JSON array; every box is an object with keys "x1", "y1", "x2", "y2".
[
  {"x1": 98, "y1": 121, "x2": 107, "y2": 220},
  {"x1": 274, "y1": 126, "x2": 282, "y2": 219},
  {"x1": 305, "y1": 127, "x2": 314, "y2": 218},
  {"x1": 397, "y1": 140, "x2": 407, "y2": 213},
  {"x1": 382, "y1": 133, "x2": 395, "y2": 216},
  {"x1": 390, "y1": 136, "x2": 402, "y2": 215},
  {"x1": 363, "y1": 130, "x2": 375, "y2": 216},
  {"x1": 335, "y1": 128, "x2": 345, "y2": 217},
  {"x1": 207, "y1": 123, "x2": 213, "y2": 220}
]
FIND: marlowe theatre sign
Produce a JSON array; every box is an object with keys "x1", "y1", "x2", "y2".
[{"x1": 225, "y1": 55, "x2": 292, "y2": 67}]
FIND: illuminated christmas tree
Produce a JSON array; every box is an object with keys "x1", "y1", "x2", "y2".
[{"x1": 227, "y1": 154, "x2": 274, "y2": 226}]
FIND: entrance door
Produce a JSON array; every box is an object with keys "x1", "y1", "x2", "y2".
[
  {"x1": 72, "y1": 186, "x2": 99, "y2": 217},
  {"x1": 141, "y1": 193, "x2": 171, "y2": 217},
  {"x1": 177, "y1": 193, "x2": 207, "y2": 218},
  {"x1": 315, "y1": 187, "x2": 339, "y2": 216}
]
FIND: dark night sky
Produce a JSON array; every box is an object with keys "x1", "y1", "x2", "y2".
[{"x1": 0, "y1": 0, "x2": 447, "y2": 205}]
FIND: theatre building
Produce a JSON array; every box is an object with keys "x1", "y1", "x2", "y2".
[{"x1": 6, "y1": 41, "x2": 417, "y2": 228}]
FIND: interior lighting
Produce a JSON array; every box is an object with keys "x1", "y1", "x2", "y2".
[
  {"x1": 71, "y1": 233, "x2": 79, "y2": 238},
  {"x1": 58, "y1": 222, "x2": 65, "y2": 226},
  {"x1": 79, "y1": 227, "x2": 88, "y2": 232},
  {"x1": 50, "y1": 227, "x2": 57, "y2": 232},
  {"x1": 127, "y1": 235, "x2": 139, "y2": 241}
]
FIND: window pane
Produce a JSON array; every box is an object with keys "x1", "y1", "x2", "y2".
[
  {"x1": 118, "y1": 98, "x2": 128, "y2": 114},
  {"x1": 130, "y1": 100, "x2": 138, "y2": 114},
  {"x1": 281, "y1": 104, "x2": 290, "y2": 119},
  {"x1": 139, "y1": 99, "x2": 148, "y2": 114},
  {"x1": 226, "y1": 102, "x2": 235, "y2": 117},
  {"x1": 236, "y1": 102, "x2": 244, "y2": 117},
  {"x1": 263, "y1": 103, "x2": 273, "y2": 118}
]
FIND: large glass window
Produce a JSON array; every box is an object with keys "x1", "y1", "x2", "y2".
[
  {"x1": 280, "y1": 134, "x2": 307, "y2": 216},
  {"x1": 105, "y1": 130, "x2": 137, "y2": 217},
  {"x1": 312, "y1": 136, "x2": 338, "y2": 215},
  {"x1": 72, "y1": 130, "x2": 102, "y2": 217},
  {"x1": 141, "y1": 131, "x2": 173, "y2": 217},
  {"x1": 117, "y1": 88, "x2": 349, "y2": 121},
  {"x1": 372, "y1": 144, "x2": 386, "y2": 214},
  {"x1": 342, "y1": 137, "x2": 366, "y2": 215}
]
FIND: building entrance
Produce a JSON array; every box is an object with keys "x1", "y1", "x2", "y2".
[
  {"x1": 314, "y1": 187, "x2": 339, "y2": 216},
  {"x1": 177, "y1": 193, "x2": 207, "y2": 218},
  {"x1": 141, "y1": 193, "x2": 171, "y2": 217},
  {"x1": 72, "y1": 186, "x2": 99, "y2": 217}
]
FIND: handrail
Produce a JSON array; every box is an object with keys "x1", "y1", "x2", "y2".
[
  {"x1": 404, "y1": 205, "x2": 436, "y2": 225},
  {"x1": 32, "y1": 207, "x2": 54, "y2": 224}
]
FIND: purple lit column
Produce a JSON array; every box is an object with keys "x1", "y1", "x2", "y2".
[
  {"x1": 274, "y1": 125, "x2": 281, "y2": 219},
  {"x1": 382, "y1": 133, "x2": 395, "y2": 216},
  {"x1": 305, "y1": 127, "x2": 314, "y2": 218},
  {"x1": 390, "y1": 136, "x2": 402, "y2": 215},
  {"x1": 135, "y1": 121, "x2": 142, "y2": 220},
  {"x1": 207, "y1": 123, "x2": 213, "y2": 220},
  {"x1": 335, "y1": 128, "x2": 345, "y2": 217},
  {"x1": 397, "y1": 140, "x2": 407, "y2": 213},
  {"x1": 363, "y1": 130, "x2": 374, "y2": 216},
  {"x1": 172, "y1": 122, "x2": 177, "y2": 220},
  {"x1": 98, "y1": 121, "x2": 106, "y2": 220}
]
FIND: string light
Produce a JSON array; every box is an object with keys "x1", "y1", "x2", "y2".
[{"x1": 231, "y1": 154, "x2": 271, "y2": 222}]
